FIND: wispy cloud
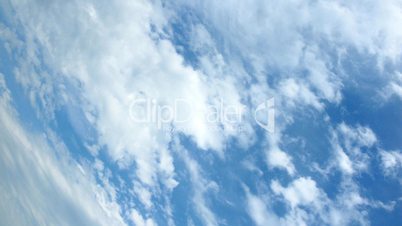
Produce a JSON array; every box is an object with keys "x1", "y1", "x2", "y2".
[{"x1": 0, "y1": 74, "x2": 127, "y2": 226}]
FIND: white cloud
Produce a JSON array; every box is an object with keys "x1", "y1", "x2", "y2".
[
  {"x1": 169, "y1": 0, "x2": 402, "y2": 123},
  {"x1": 389, "y1": 81, "x2": 402, "y2": 99},
  {"x1": 265, "y1": 128, "x2": 297, "y2": 176},
  {"x1": 2, "y1": 0, "x2": 254, "y2": 223},
  {"x1": 133, "y1": 182, "x2": 153, "y2": 210},
  {"x1": 0, "y1": 74, "x2": 127, "y2": 226},
  {"x1": 130, "y1": 209, "x2": 156, "y2": 226},
  {"x1": 337, "y1": 123, "x2": 377, "y2": 148},
  {"x1": 3, "y1": 0, "x2": 402, "y2": 225},
  {"x1": 271, "y1": 177, "x2": 320, "y2": 208},
  {"x1": 330, "y1": 123, "x2": 377, "y2": 175},
  {"x1": 246, "y1": 182, "x2": 313, "y2": 226},
  {"x1": 303, "y1": 46, "x2": 342, "y2": 104},
  {"x1": 174, "y1": 140, "x2": 219, "y2": 226},
  {"x1": 267, "y1": 148, "x2": 296, "y2": 176},
  {"x1": 180, "y1": 0, "x2": 402, "y2": 64},
  {"x1": 246, "y1": 190, "x2": 281, "y2": 226},
  {"x1": 336, "y1": 146, "x2": 354, "y2": 175},
  {"x1": 4, "y1": 0, "x2": 255, "y2": 190},
  {"x1": 383, "y1": 72, "x2": 402, "y2": 100},
  {"x1": 247, "y1": 176, "x2": 374, "y2": 226},
  {"x1": 278, "y1": 78, "x2": 323, "y2": 111},
  {"x1": 380, "y1": 150, "x2": 402, "y2": 176}
]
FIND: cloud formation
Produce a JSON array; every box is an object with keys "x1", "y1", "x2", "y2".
[
  {"x1": 1, "y1": 0, "x2": 401, "y2": 225},
  {"x1": 0, "y1": 74, "x2": 126, "y2": 226}
]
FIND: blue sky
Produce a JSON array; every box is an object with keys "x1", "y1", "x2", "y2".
[{"x1": 1, "y1": 0, "x2": 402, "y2": 226}]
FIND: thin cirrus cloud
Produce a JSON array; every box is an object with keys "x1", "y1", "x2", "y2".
[{"x1": 0, "y1": 74, "x2": 126, "y2": 226}]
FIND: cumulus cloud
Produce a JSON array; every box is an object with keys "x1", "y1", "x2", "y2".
[
  {"x1": 246, "y1": 176, "x2": 378, "y2": 226},
  {"x1": 246, "y1": 121, "x2": 393, "y2": 226},
  {"x1": 271, "y1": 177, "x2": 320, "y2": 208},
  {"x1": 2, "y1": 0, "x2": 249, "y2": 224},
  {"x1": 3, "y1": 0, "x2": 254, "y2": 187},
  {"x1": 267, "y1": 148, "x2": 296, "y2": 176}
]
